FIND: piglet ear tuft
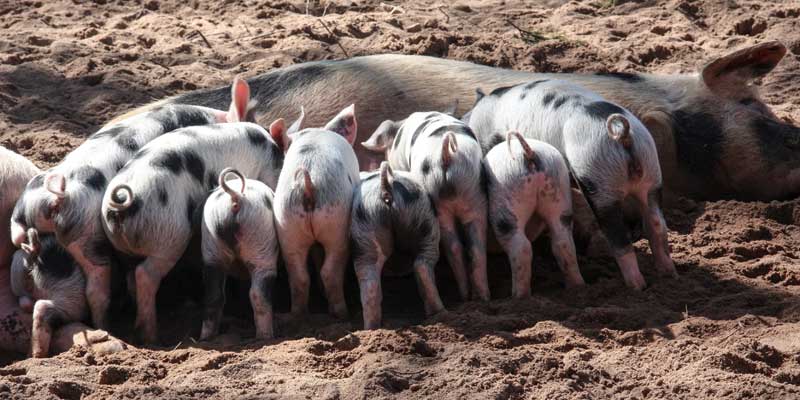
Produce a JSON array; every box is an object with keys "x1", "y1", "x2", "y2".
[{"x1": 324, "y1": 104, "x2": 358, "y2": 146}]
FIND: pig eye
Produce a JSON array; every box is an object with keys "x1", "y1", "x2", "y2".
[{"x1": 739, "y1": 98, "x2": 757, "y2": 106}]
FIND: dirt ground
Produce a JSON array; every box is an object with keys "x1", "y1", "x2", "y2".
[{"x1": 2, "y1": 0, "x2": 800, "y2": 398}]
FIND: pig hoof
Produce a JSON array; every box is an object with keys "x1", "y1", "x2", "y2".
[
  {"x1": 624, "y1": 277, "x2": 647, "y2": 291},
  {"x1": 31, "y1": 348, "x2": 48, "y2": 358},
  {"x1": 331, "y1": 308, "x2": 349, "y2": 320},
  {"x1": 92, "y1": 340, "x2": 127, "y2": 356},
  {"x1": 565, "y1": 277, "x2": 586, "y2": 289}
]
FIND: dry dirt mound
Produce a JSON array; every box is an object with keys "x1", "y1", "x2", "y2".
[{"x1": 1, "y1": 0, "x2": 800, "y2": 398}]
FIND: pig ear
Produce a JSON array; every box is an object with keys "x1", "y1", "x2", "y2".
[
  {"x1": 702, "y1": 41, "x2": 787, "y2": 93},
  {"x1": 287, "y1": 106, "x2": 305, "y2": 136},
  {"x1": 324, "y1": 104, "x2": 357, "y2": 145},
  {"x1": 361, "y1": 120, "x2": 397, "y2": 153},
  {"x1": 269, "y1": 118, "x2": 289, "y2": 153},
  {"x1": 443, "y1": 100, "x2": 459, "y2": 116},
  {"x1": 227, "y1": 77, "x2": 252, "y2": 123},
  {"x1": 475, "y1": 88, "x2": 486, "y2": 102}
]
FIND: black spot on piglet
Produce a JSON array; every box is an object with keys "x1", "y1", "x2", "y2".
[
  {"x1": 70, "y1": 166, "x2": 107, "y2": 191},
  {"x1": 583, "y1": 101, "x2": 626, "y2": 120}
]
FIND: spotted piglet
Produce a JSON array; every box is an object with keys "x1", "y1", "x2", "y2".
[
  {"x1": 101, "y1": 119, "x2": 287, "y2": 344},
  {"x1": 351, "y1": 162, "x2": 444, "y2": 329},
  {"x1": 10, "y1": 229, "x2": 86, "y2": 358},
  {"x1": 9, "y1": 78, "x2": 255, "y2": 331},
  {"x1": 274, "y1": 105, "x2": 360, "y2": 319},
  {"x1": 467, "y1": 79, "x2": 675, "y2": 290},
  {"x1": 362, "y1": 112, "x2": 489, "y2": 301},
  {"x1": 484, "y1": 132, "x2": 585, "y2": 297},
  {"x1": 200, "y1": 168, "x2": 279, "y2": 340}
]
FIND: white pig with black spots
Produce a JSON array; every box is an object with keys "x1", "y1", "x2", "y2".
[
  {"x1": 350, "y1": 161, "x2": 444, "y2": 329},
  {"x1": 100, "y1": 117, "x2": 287, "y2": 344},
  {"x1": 362, "y1": 111, "x2": 490, "y2": 302},
  {"x1": 466, "y1": 79, "x2": 675, "y2": 290},
  {"x1": 10, "y1": 78, "x2": 255, "y2": 331},
  {"x1": 483, "y1": 132, "x2": 584, "y2": 297},
  {"x1": 200, "y1": 168, "x2": 279, "y2": 340},
  {"x1": 273, "y1": 105, "x2": 360, "y2": 320}
]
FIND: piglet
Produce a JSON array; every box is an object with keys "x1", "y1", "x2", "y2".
[
  {"x1": 362, "y1": 111, "x2": 489, "y2": 301},
  {"x1": 274, "y1": 105, "x2": 360, "y2": 319},
  {"x1": 101, "y1": 119, "x2": 287, "y2": 344},
  {"x1": 10, "y1": 229, "x2": 87, "y2": 358},
  {"x1": 9, "y1": 78, "x2": 255, "y2": 331},
  {"x1": 200, "y1": 168, "x2": 279, "y2": 340},
  {"x1": 483, "y1": 132, "x2": 585, "y2": 297},
  {"x1": 351, "y1": 161, "x2": 444, "y2": 329}
]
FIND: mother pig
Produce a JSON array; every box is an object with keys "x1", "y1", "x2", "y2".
[{"x1": 111, "y1": 41, "x2": 798, "y2": 201}]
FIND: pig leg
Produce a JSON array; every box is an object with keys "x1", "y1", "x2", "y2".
[
  {"x1": 249, "y1": 267, "x2": 277, "y2": 339},
  {"x1": 593, "y1": 203, "x2": 646, "y2": 290},
  {"x1": 352, "y1": 234, "x2": 386, "y2": 329},
  {"x1": 412, "y1": 253, "x2": 445, "y2": 316},
  {"x1": 134, "y1": 255, "x2": 179, "y2": 344},
  {"x1": 460, "y1": 206, "x2": 490, "y2": 301},
  {"x1": 283, "y1": 243, "x2": 312, "y2": 315},
  {"x1": 438, "y1": 212, "x2": 470, "y2": 301},
  {"x1": 636, "y1": 192, "x2": 677, "y2": 278},
  {"x1": 496, "y1": 226, "x2": 533, "y2": 299},
  {"x1": 200, "y1": 265, "x2": 227, "y2": 340},
  {"x1": 354, "y1": 255, "x2": 384, "y2": 329},
  {"x1": 492, "y1": 204, "x2": 537, "y2": 299},
  {"x1": 66, "y1": 242, "x2": 111, "y2": 330},
  {"x1": 319, "y1": 241, "x2": 350, "y2": 319},
  {"x1": 31, "y1": 300, "x2": 68, "y2": 358},
  {"x1": 545, "y1": 215, "x2": 585, "y2": 288}
]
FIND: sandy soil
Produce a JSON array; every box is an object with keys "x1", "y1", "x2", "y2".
[{"x1": 1, "y1": 0, "x2": 800, "y2": 398}]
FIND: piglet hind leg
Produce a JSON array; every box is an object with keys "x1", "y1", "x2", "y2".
[
  {"x1": 594, "y1": 203, "x2": 646, "y2": 290},
  {"x1": 249, "y1": 267, "x2": 277, "y2": 339},
  {"x1": 546, "y1": 215, "x2": 585, "y2": 288},
  {"x1": 67, "y1": 242, "x2": 112, "y2": 330},
  {"x1": 637, "y1": 193, "x2": 678, "y2": 278},
  {"x1": 284, "y1": 246, "x2": 312, "y2": 316},
  {"x1": 319, "y1": 241, "x2": 350, "y2": 319},
  {"x1": 31, "y1": 300, "x2": 68, "y2": 358},
  {"x1": 354, "y1": 258, "x2": 383, "y2": 330},
  {"x1": 200, "y1": 265, "x2": 227, "y2": 341},
  {"x1": 438, "y1": 213, "x2": 470, "y2": 301},
  {"x1": 134, "y1": 256, "x2": 178, "y2": 345},
  {"x1": 462, "y1": 211, "x2": 490, "y2": 302},
  {"x1": 496, "y1": 227, "x2": 533, "y2": 299},
  {"x1": 412, "y1": 255, "x2": 445, "y2": 317}
]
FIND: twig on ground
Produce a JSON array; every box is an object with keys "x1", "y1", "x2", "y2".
[
  {"x1": 506, "y1": 19, "x2": 548, "y2": 44},
  {"x1": 188, "y1": 29, "x2": 214, "y2": 50},
  {"x1": 318, "y1": 19, "x2": 350, "y2": 58},
  {"x1": 437, "y1": 5, "x2": 450, "y2": 23},
  {"x1": 381, "y1": 2, "x2": 405, "y2": 14}
]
